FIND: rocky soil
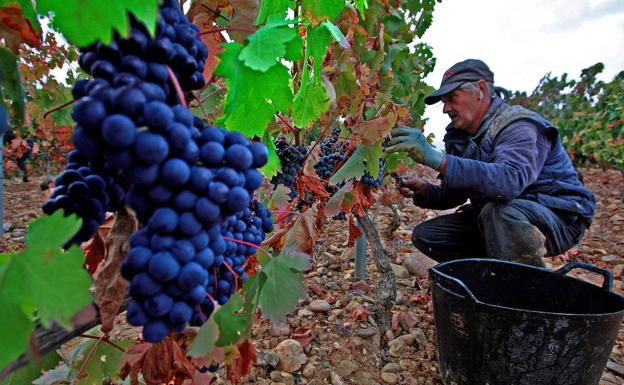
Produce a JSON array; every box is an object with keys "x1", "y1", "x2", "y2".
[{"x1": 1, "y1": 168, "x2": 623, "y2": 385}]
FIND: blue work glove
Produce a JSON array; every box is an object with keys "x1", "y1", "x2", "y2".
[{"x1": 385, "y1": 126, "x2": 445, "y2": 170}]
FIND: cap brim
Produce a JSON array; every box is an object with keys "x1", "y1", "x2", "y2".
[{"x1": 424, "y1": 81, "x2": 464, "y2": 105}]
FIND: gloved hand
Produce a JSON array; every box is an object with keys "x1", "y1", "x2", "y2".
[{"x1": 385, "y1": 126, "x2": 445, "y2": 170}]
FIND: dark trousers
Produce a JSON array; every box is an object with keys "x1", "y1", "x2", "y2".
[{"x1": 411, "y1": 199, "x2": 586, "y2": 267}]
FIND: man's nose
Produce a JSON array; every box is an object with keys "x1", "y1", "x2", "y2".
[{"x1": 442, "y1": 102, "x2": 451, "y2": 114}]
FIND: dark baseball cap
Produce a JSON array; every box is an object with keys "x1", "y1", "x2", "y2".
[{"x1": 425, "y1": 59, "x2": 494, "y2": 105}]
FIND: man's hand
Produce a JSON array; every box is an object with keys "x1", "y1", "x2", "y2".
[
  {"x1": 385, "y1": 126, "x2": 445, "y2": 170},
  {"x1": 398, "y1": 175, "x2": 428, "y2": 199}
]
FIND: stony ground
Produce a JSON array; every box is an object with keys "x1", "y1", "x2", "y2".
[{"x1": 1, "y1": 168, "x2": 623, "y2": 385}]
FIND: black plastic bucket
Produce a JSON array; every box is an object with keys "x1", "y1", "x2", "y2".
[{"x1": 429, "y1": 259, "x2": 624, "y2": 385}]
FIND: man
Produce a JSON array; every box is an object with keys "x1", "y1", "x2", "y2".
[{"x1": 386, "y1": 59, "x2": 595, "y2": 267}]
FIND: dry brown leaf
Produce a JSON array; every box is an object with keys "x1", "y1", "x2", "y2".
[
  {"x1": 82, "y1": 213, "x2": 115, "y2": 274},
  {"x1": 93, "y1": 209, "x2": 138, "y2": 333},
  {"x1": 119, "y1": 342, "x2": 151, "y2": 385},
  {"x1": 291, "y1": 326, "x2": 318, "y2": 348}
]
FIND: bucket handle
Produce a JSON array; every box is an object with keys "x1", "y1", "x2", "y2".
[
  {"x1": 432, "y1": 270, "x2": 478, "y2": 302},
  {"x1": 555, "y1": 262, "x2": 613, "y2": 291}
]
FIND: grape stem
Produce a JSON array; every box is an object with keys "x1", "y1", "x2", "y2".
[
  {"x1": 71, "y1": 334, "x2": 105, "y2": 384},
  {"x1": 165, "y1": 65, "x2": 187, "y2": 107},
  {"x1": 302, "y1": 124, "x2": 332, "y2": 168},
  {"x1": 276, "y1": 114, "x2": 300, "y2": 144},
  {"x1": 197, "y1": 27, "x2": 256, "y2": 36},
  {"x1": 200, "y1": 4, "x2": 230, "y2": 22},
  {"x1": 43, "y1": 99, "x2": 74, "y2": 120},
  {"x1": 221, "y1": 236, "x2": 272, "y2": 259},
  {"x1": 195, "y1": 304, "x2": 208, "y2": 323},
  {"x1": 205, "y1": 292, "x2": 217, "y2": 306},
  {"x1": 189, "y1": 87, "x2": 225, "y2": 108},
  {"x1": 78, "y1": 334, "x2": 126, "y2": 352},
  {"x1": 190, "y1": 92, "x2": 210, "y2": 121},
  {"x1": 222, "y1": 261, "x2": 240, "y2": 291}
]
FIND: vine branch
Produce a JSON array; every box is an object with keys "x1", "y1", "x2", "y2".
[
  {"x1": 43, "y1": 99, "x2": 74, "y2": 120},
  {"x1": 355, "y1": 211, "x2": 396, "y2": 364},
  {"x1": 197, "y1": 27, "x2": 256, "y2": 36}
]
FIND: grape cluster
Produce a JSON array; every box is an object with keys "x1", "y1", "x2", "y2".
[
  {"x1": 190, "y1": 200, "x2": 273, "y2": 326},
  {"x1": 314, "y1": 128, "x2": 352, "y2": 180},
  {"x1": 121, "y1": 126, "x2": 269, "y2": 341},
  {"x1": 42, "y1": 150, "x2": 127, "y2": 244},
  {"x1": 43, "y1": 1, "x2": 273, "y2": 343},
  {"x1": 78, "y1": 0, "x2": 207, "y2": 103},
  {"x1": 360, "y1": 157, "x2": 385, "y2": 189},
  {"x1": 271, "y1": 137, "x2": 308, "y2": 199}
]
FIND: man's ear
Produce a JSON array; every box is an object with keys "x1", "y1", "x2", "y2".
[{"x1": 477, "y1": 79, "x2": 488, "y2": 97}]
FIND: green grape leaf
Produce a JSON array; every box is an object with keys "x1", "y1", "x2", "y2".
[
  {"x1": 284, "y1": 35, "x2": 303, "y2": 61},
  {"x1": 37, "y1": 0, "x2": 159, "y2": 47},
  {"x1": 0, "y1": 293, "x2": 35, "y2": 371},
  {"x1": 1, "y1": 350, "x2": 61, "y2": 385},
  {"x1": 59, "y1": 331, "x2": 132, "y2": 385},
  {"x1": 0, "y1": 47, "x2": 25, "y2": 123},
  {"x1": 414, "y1": 6, "x2": 434, "y2": 38},
  {"x1": 292, "y1": 25, "x2": 331, "y2": 128},
  {"x1": 32, "y1": 365, "x2": 70, "y2": 385},
  {"x1": 329, "y1": 143, "x2": 383, "y2": 185},
  {"x1": 18, "y1": 246, "x2": 92, "y2": 330},
  {"x1": 188, "y1": 318, "x2": 220, "y2": 358},
  {"x1": 301, "y1": 0, "x2": 345, "y2": 23},
  {"x1": 322, "y1": 21, "x2": 349, "y2": 48},
  {"x1": 216, "y1": 42, "x2": 293, "y2": 138},
  {"x1": 256, "y1": 0, "x2": 294, "y2": 25},
  {"x1": 293, "y1": 79, "x2": 328, "y2": 128},
  {"x1": 24, "y1": 211, "x2": 82, "y2": 255},
  {"x1": 258, "y1": 254, "x2": 307, "y2": 321},
  {"x1": 214, "y1": 292, "x2": 248, "y2": 346},
  {"x1": 353, "y1": 0, "x2": 368, "y2": 19},
  {"x1": 125, "y1": 1, "x2": 158, "y2": 37},
  {"x1": 0, "y1": 213, "x2": 90, "y2": 370},
  {"x1": 240, "y1": 273, "x2": 263, "y2": 337},
  {"x1": 239, "y1": 17, "x2": 298, "y2": 72}
]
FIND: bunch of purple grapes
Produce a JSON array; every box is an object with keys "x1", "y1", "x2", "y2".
[
  {"x1": 43, "y1": 0, "x2": 272, "y2": 342},
  {"x1": 270, "y1": 137, "x2": 308, "y2": 199},
  {"x1": 314, "y1": 128, "x2": 352, "y2": 180}
]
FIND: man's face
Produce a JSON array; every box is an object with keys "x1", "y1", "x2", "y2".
[{"x1": 441, "y1": 85, "x2": 483, "y2": 132}]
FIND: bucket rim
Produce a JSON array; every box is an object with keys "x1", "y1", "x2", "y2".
[{"x1": 430, "y1": 258, "x2": 624, "y2": 318}]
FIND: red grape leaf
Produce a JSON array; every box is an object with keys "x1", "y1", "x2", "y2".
[
  {"x1": 0, "y1": 3, "x2": 41, "y2": 52},
  {"x1": 194, "y1": 10, "x2": 226, "y2": 82},
  {"x1": 297, "y1": 174, "x2": 331, "y2": 200},
  {"x1": 226, "y1": 340, "x2": 257, "y2": 383},
  {"x1": 291, "y1": 326, "x2": 318, "y2": 348},
  {"x1": 342, "y1": 183, "x2": 376, "y2": 216},
  {"x1": 346, "y1": 215, "x2": 362, "y2": 247},
  {"x1": 352, "y1": 111, "x2": 396, "y2": 145}
]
